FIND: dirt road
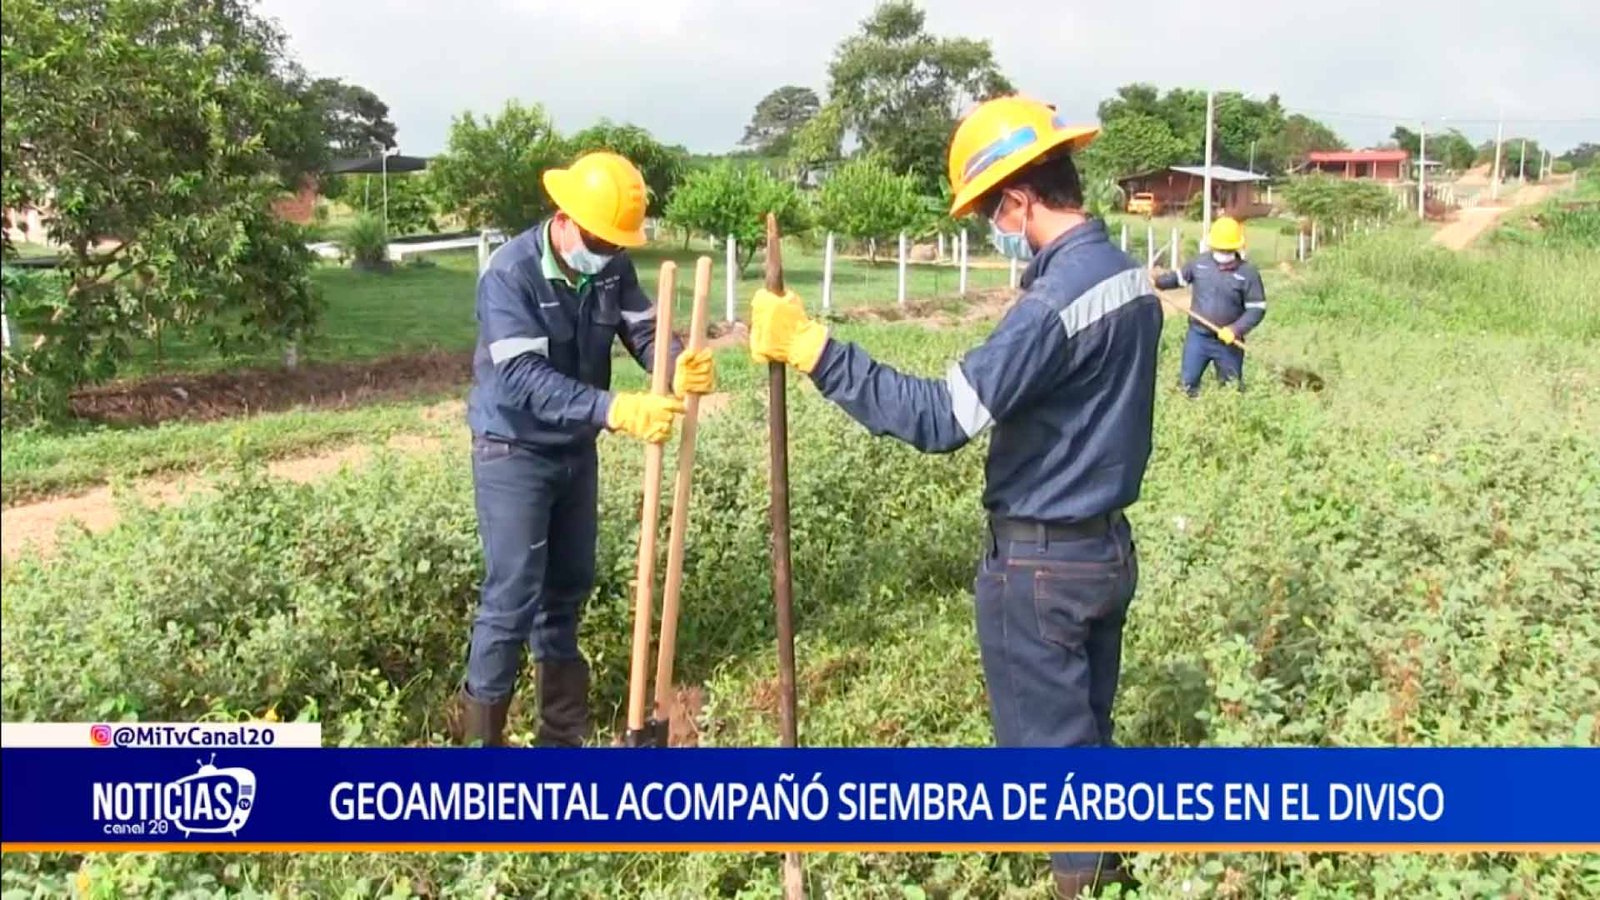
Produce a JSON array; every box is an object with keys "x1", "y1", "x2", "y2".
[
  {"x1": 1430, "y1": 183, "x2": 1552, "y2": 251},
  {"x1": 2, "y1": 393, "x2": 735, "y2": 563}
]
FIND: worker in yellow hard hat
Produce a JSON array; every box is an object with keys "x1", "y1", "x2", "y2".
[
  {"x1": 1152, "y1": 215, "x2": 1267, "y2": 395},
  {"x1": 454, "y1": 150, "x2": 716, "y2": 747},
  {"x1": 748, "y1": 95, "x2": 1162, "y2": 897}
]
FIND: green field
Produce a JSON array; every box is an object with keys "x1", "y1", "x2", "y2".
[
  {"x1": 3, "y1": 213, "x2": 1598, "y2": 896},
  {"x1": 113, "y1": 240, "x2": 1023, "y2": 377}
]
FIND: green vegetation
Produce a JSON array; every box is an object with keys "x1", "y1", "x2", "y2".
[
  {"x1": 340, "y1": 213, "x2": 391, "y2": 268},
  {"x1": 0, "y1": 397, "x2": 462, "y2": 506},
  {"x1": 1, "y1": 0, "x2": 324, "y2": 421},
  {"x1": 814, "y1": 156, "x2": 926, "y2": 260},
  {"x1": 5, "y1": 224, "x2": 1598, "y2": 895},
  {"x1": 661, "y1": 163, "x2": 810, "y2": 275}
]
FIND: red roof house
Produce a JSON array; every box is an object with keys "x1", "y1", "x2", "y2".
[{"x1": 1301, "y1": 150, "x2": 1410, "y2": 182}]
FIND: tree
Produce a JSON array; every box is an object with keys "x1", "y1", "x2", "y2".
[
  {"x1": 1476, "y1": 137, "x2": 1545, "y2": 180},
  {"x1": 307, "y1": 78, "x2": 397, "y2": 156},
  {"x1": 827, "y1": 1, "x2": 1012, "y2": 183},
  {"x1": 567, "y1": 120, "x2": 689, "y2": 208},
  {"x1": 1078, "y1": 113, "x2": 1189, "y2": 181},
  {"x1": 1269, "y1": 113, "x2": 1347, "y2": 164},
  {"x1": 1434, "y1": 129, "x2": 1477, "y2": 172},
  {"x1": 429, "y1": 101, "x2": 568, "y2": 234},
  {"x1": 1095, "y1": 83, "x2": 1342, "y2": 174},
  {"x1": 1559, "y1": 142, "x2": 1599, "y2": 169},
  {"x1": 742, "y1": 86, "x2": 821, "y2": 156},
  {"x1": 662, "y1": 162, "x2": 808, "y2": 276},
  {"x1": 814, "y1": 157, "x2": 924, "y2": 262},
  {"x1": 1391, "y1": 126, "x2": 1422, "y2": 157},
  {"x1": 788, "y1": 102, "x2": 847, "y2": 174},
  {"x1": 2, "y1": 0, "x2": 324, "y2": 418},
  {"x1": 1280, "y1": 174, "x2": 1394, "y2": 226}
]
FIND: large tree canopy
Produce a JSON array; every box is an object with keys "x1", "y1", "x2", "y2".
[
  {"x1": 307, "y1": 78, "x2": 397, "y2": 156},
  {"x1": 826, "y1": 1, "x2": 1012, "y2": 184},
  {"x1": 741, "y1": 86, "x2": 821, "y2": 157},
  {"x1": 568, "y1": 120, "x2": 690, "y2": 207},
  {"x1": 1, "y1": 0, "x2": 324, "y2": 417},
  {"x1": 429, "y1": 101, "x2": 568, "y2": 234}
]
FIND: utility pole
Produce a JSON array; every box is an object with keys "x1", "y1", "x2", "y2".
[
  {"x1": 1418, "y1": 121, "x2": 1427, "y2": 218},
  {"x1": 1491, "y1": 114, "x2": 1504, "y2": 200},
  {"x1": 1202, "y1": 89, "x2": 1216, "y2": 240}
]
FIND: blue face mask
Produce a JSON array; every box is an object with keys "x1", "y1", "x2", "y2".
[{"x1": 988, "y1": 195, "x2": 1034, "y2": 262}]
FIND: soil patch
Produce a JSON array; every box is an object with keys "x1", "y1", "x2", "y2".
[{"x1": 69, "y1": 350, "x2": 473, "y2": 427}]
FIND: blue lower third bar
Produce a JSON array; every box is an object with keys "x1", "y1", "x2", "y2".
[{"x1": 1, "y1": 748, "x2": 1595, "y2": 849}]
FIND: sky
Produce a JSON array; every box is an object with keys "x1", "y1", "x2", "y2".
[{"x1": 258, "y1": 0, "x2": 1600, "y2": 158}]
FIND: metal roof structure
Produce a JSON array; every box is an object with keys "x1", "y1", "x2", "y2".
[
  {"x1": 325, "y1": 154, "x2": 430, "y2": 175},
  {"x1": 1168, "y1": 164, "x2": 1270, "y2": 183}
]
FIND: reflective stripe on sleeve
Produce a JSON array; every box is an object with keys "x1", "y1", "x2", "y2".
[
  {"x1": 489, "y1": 336, "x2": 550, "y2": 363},
  {"x1": 946, "y1": 363, "x2": 994, "y2": 438}
]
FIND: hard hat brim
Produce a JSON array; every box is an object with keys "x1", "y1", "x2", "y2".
[
  {"x1": 949, "y1": 126, "x2": 1099, "y2": 219},
  {"x1": 542, "y1": 169, "x2": 649, "y2": 249}
]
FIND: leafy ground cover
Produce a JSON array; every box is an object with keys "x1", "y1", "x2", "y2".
[{"x1": 4, "y1": 221, "x2": 1598, "y2": 895}]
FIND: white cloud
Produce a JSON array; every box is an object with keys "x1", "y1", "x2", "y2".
[{"x1": 258, "y1": 0, "x2": 1600, "y2": 155}]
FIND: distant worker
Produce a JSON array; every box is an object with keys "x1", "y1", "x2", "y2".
[
  {"x1": 455, "y1": 151, "x2": 716, "y2": 747},
  {"x1": 1153, "y1": 216, "x2": 1266, "y2": 395},
  {"x1": 748, "y1": 96, "x2": 1161, "y2": 897}
]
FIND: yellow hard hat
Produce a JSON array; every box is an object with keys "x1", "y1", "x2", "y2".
[
  {"x1": 946, "y1": 95, "x2": 1099, "y2": 218},
  {"x1": 541, "y1": 151, "x2": 649, "y2": 248},
  {"x1": 1208, "y1": 216, "x2": 1245, "y2": 251}
]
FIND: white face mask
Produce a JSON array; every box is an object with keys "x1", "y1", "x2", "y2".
[
  {"x1": 557, "y1": 218, "x2": 615, "y2": 274},
  {"x1": 563, "y1": 244, "x2": 613, "y2": 275},
  {"x1": 1211, "y1": 250, "x2": 1237, "y2": 264}
]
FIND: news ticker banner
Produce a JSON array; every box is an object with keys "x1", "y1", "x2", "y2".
[{"x1": 1, "y1": 747, "x2": 1596, "y2": 852}]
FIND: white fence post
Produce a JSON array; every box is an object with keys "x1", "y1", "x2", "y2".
[
  {"x1": 1008, "y1": 255, "x2": 1019, "y2": 289},
  {"x1": 958, "y1": 231, "x2": 969, "y2": 297},
  {"x1": 1297, "y1": 230, "x2": 1306, "y2": 262},
  {"x1": 937, "y1": 232, "x2": 946, "y2": 262},
  {"x1": 725, "y1": 234, "x2": 736, "y2": 323},
  {"x1": 1120, "y1": 222, "x2": 1128, "y2": 252},
  {"x1": 896, "y1": 231, "x2": 908, "y2": 306},
  {"x1": 477, "y1": 230, "x2": 491, "y2": 273},
  {"x1": 1146, "y1": 224, "x2": 1155, "y2": 270},
  {"x1": 822, "y1": 232, "x2": 835, "y2": 313},
  {"x1": 1311, "y1": 221, "x2": 1319, "y2": 255},
  {"x1": 1170, "y1": 228, "x2": 1180, "y2": 268}
]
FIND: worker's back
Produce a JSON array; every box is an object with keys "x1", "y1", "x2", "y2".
[{"x1": 984, "y1": 219, "x2": 1163, "y2": 522}]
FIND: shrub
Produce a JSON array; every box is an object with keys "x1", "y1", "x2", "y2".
[{"x1": 340, "y1": 214, "x2": 390, "y2": 270}]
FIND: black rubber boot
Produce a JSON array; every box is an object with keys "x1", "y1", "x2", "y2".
[
  {"x1": 1054, "y1": 866, "x2": 1135, "y2": 898},
  {"x1": 450, "y1": 689, "x2": 509, "y2": 747},
  {"x1": 535, "y1": 658, "x2": 591, "y2": 748}
]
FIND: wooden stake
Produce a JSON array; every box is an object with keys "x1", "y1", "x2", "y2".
[
  {"x1": 652, "y1": 256, "x2": 712, "y2": 740},
  {"x1": 763, "y1": 214, "x2": 805, "y2": 900},
  {"x1": 625, "y1": 261, "x2": 676, "y2": 745}
]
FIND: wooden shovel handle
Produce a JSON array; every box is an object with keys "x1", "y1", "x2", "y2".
[
  {"x1": 652, "y1": 256, "x2": 712, "y2": 728},
  {"x1": 626, "y1": 261, "x2": 676, "y2": 735}
]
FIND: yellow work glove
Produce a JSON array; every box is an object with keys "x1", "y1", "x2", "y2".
[
  {"x1": 671, "y1": 348, "x2": 716, "y2": 397},
  {"x1": 606, "y1": 392, "x2": 685, "y2": 444},
  {"x1": 749, "y1": 289, "x2": 829, "y2": 374},
  {"x1": 1216, "y1": 326, "x2": 1238, "y2": 346}
]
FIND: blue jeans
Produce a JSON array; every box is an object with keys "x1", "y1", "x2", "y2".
[
  {"x1": 465, "y1": 437, "x2": 598, "y2": 703},
  {"x1": 974, "y1": 513, "x2": 1138, "y2": 874},
  {"x1": 1180, "y1": 330, "x2": 1244, "y2": 395}
]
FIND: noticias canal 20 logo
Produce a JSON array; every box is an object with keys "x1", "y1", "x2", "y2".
[{"x1": 92, "y1": 754, "x2": 257, "y2": 837}]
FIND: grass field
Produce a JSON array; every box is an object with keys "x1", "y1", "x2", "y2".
[{"x1": 3, "y1": 207, "x2": 1598, "y2": 896}]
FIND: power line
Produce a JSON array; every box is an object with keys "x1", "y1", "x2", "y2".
[{"x1": 1286, "y1": 107, "x2": 1600, "y2": 126}]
